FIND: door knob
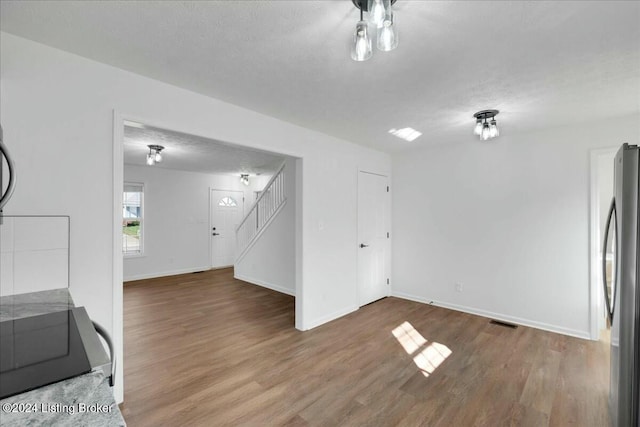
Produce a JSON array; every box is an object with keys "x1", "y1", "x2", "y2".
[
  {"x1": 212, "y1": 232, "x2": 220, "y2": 236},
  {"x1": 360, "y1": 243, "x2": 369, "y2": 248}
]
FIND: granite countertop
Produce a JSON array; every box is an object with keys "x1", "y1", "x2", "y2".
[
  {"x1": 0, "y1": 289, "x2": 126, "y2": 426},
  {"x1": 0, "y1": 371, "x2": 125, "y2": 427},
  {"x1": 0, "y1": 288, "x2": 75, "y2": 322}
]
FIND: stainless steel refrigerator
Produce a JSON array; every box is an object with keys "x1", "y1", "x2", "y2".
[{"x1": 603, "y1": 143, "x2": 640, "y2": 427}]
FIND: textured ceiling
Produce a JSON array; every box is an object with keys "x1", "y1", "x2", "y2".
[
  {"x1": 1, "y1": 1, "x2": 639, "y2": 153},
  {"x1": 124, "y1": 122, "x2": 285, "y2": 176}
]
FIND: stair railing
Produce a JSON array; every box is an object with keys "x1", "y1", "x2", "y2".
[{"x1": 236, "y1": 161, "x2": 286, "y2": 261}]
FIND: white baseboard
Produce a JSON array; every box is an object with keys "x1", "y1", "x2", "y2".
[
  {"x1": 124, "y1": 266, "x2": 211, "y2": 282},
  {"x1": 302, "y1": 305, "x2": 359, "y2": 331},
  {"x1": 234, "y1": 273, "x2": 295, "y2": 296},
  {"x1": 391, "y1": 290, "x2": 590, "y2": 340}
]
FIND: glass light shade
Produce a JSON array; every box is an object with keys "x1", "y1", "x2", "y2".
[
  {"x1": 489, "y1": 119, "x2": 499, "y2": 138},
  {"x1": 146, "y1": 153, "x2": 155, "y2": 165},
  {"x1": 367, "y1": 0, "x2": 388, "y2": 28},
  {"x1": 481, "y1": 123, "x2": 491, "y2": 141},
  {"x1": 154, "y1": 151, "x2": 163, "y2": 162},
  {"x1": 377, "y1": 17, "x2": 398, "y2": 51},
  {"x1": 474, "y1": 119, "x2": 483, "y2": 135},
  {"x1": 351, "y1": 21, "x2": 372, "y2": 61}
]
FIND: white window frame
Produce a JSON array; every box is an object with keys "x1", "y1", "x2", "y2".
[{"x1": 123, "y1": 182, "x2": 144, "y2": 257}]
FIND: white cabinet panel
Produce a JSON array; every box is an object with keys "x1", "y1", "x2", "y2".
[
  {"x1": 1, "y1": 252, "x2": 14, "y2": 296},
  {"x1": 13, "y1": 217, "x2": 69, "y2": 251},
  {"x1": 13, "y1": 249, "x2": 69, "y2": 294},
  {"x1": 0, "y1": 217, "x2": 70, "y2": 296}
]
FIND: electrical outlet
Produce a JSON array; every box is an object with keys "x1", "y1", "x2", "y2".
[{"x1": 455, "y1": 283, "x2": 463, "y2": 292}]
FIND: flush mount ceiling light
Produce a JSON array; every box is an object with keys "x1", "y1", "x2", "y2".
[
  {"x1": 473, "y1": 110, "x2": 500, "y2": 141},
  {"x1": 389, "y1": 127, "x2": 422, "y2": 142},
  {"x1": 240, "y1": 174, "x2": 250, "y2": 186},
  {"x1": 146, "y1": 144, "x2": 164, "y2": 165},
  {"x1": 351, "y1": 0, "x2": 398, "y2": 61}
]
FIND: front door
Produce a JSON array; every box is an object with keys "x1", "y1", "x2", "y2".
[
  {"x1": 357, "y1": 171, "x2": 390, "y2": 306},
  {"x1": 211, "y1": 189, "x2": 244, "y2": 269}
]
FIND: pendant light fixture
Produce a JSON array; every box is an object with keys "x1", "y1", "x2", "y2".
[
  {"x1": 351, "y1": 0, "x2": 398, "y2": 61},
  {"x1": 240, "y1": 174, "x2": 250, "y2": 186},
  {"x1": 378, "y1": 14, "x2": 398, "y2": 52},
  {"x1": 351, "y1": 10, "x2": 372, "y2": 62},
  {"x1": 473, "y1": 110, "x2": 500, "y2": 141},
  {"x1": 368, "y1": 0, "x2": 386, "y2": 27},
  {"x1": 146, "y1": 144, "x2": 164, "y2": 165}
]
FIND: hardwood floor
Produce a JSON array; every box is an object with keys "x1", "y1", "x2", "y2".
[{"x1": 121, "y1": 268, "x2": 610, "y2": 426}]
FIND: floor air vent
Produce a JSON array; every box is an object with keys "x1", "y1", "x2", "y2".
[{"x1": 489, "y1": 319, "x2": 518, "y2": 329}]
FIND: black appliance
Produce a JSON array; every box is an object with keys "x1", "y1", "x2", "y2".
[{"x1": 0, "y1": 310, "x2": 92, "y2": 399}]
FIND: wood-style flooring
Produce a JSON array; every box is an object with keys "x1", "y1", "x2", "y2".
[{"x1": 121, "y1": 268, "x2": 610, "y2": 426}]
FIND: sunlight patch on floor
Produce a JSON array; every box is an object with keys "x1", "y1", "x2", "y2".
[
  {"x1": 392, "y1": 321, "x2": 427, "y2": 354},
  {"x1": 392, "y1": 321, "x2": 452, "y2": 377}
]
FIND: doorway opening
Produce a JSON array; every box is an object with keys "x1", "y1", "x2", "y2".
[
  {"x1": 119, "y1": 120, "x2": 292, "y2": 282},
  {"x1": 112, "y1": 114, "x2": 303, "y2": 402}
]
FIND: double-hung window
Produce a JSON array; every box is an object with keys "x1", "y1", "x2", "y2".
[{"x1": 123, "y1": 182, "x2": 144, "y2": 256}]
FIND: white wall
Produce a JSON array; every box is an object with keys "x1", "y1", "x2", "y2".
[
  {"x1": 123, "y1": 165, "x2": 265, "y2": 281},
  {"x1": 0, "y1": 33, "x2": 391, "y2": 401},
  {"x1": 392, "y1": 114, "x2": 639, "y2": 339},
  {"x1": 234, "y1": 157, "x2": 296, "y2": 295}
]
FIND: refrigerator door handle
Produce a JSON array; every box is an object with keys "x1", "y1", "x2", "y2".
[
  {"x1": 92, "y1": 321, "x2": 116, "y2": 387},
  {"x1": 0, "y1": 125, "x2": 17, "y2": 211},
  {"x1": 602, "y1": 197, "x2": 618, "y2": 324}
]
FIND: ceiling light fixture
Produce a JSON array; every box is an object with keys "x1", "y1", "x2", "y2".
[
  {"x1": 473, "y1": 110, "x2": 500, "y2": 141},
  {"x1": 240, "y1": 174, "x2": 250, "y2": 186},
  {"x1": 389, "y1": 127, "x2": 422, "y2": 142},
  {"x1": 351, "y1": 0, "x2": 398, "y2": 61},
  {"x1": 351, "y1": 5, "x2": 372, "y2": 61},
  {"x1": 146, "y1": 144, "x2": 164, "y2": 165}
]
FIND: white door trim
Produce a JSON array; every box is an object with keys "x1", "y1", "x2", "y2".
[
  {"x1": 111, "y1": 110, "x2": 124, "y2": 403},
  {"x1": 589, "y1": 146, "x2": 619, "y2": 340}
]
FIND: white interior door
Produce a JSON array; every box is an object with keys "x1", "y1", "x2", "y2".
[
  {"x1": 358, "y1": 171, "x2": 390, "y2": 306},
  {"x1": 211, "y1": 189, "x2": 244, "y2": 269}
]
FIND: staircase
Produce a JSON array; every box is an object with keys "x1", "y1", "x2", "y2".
[{"x1": 235, "y1": 162, "x2": 287, "y2": 262}]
